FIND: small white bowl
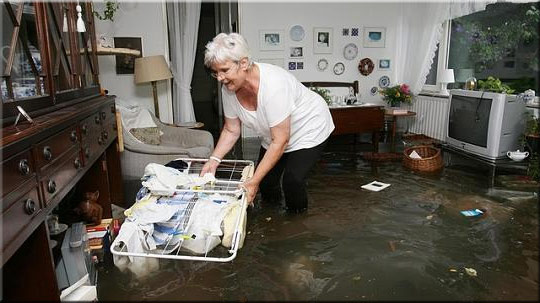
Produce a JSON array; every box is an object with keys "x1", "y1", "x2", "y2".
[{"x1": 507, "y1": 150, "x2": 529, "y2": 161}]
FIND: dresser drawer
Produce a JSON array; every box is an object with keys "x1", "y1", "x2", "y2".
[
  {"x1": 80, "y1": 113, "x2": 104, "y2": 165},
  {"x1": 40, "y1": 147, "x2": 83, "y2": 206},
  {"x1": 2, "y1": 185, "x2": 41, "y2": 252},
  {"x1": 101, "y1": 109, "x2": 118, "y2": 147},
  {"x1": 1, "y1": 150, "x2": 36, "y2": 199},
  {"x1": 34, "y1": 124, "x2": 80, "y2": 171}
]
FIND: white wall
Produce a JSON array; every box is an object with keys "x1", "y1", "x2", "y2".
[
  {"x1": 239, "y1": 2, "x2": 401, "y2": 105},
  {"x1": 94, "y1": 2, "x2": 172, "y2": 123}
]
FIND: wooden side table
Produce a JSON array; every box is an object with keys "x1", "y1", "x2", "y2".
[{"x1": 385, "y1": 110, "x2": 416, "y2": 152}]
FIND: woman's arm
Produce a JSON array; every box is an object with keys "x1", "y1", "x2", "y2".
[
  {"x1": 243, "y1": 116, "x2": 290, "y2": 204},
  {"x1": 200, "y1": 117, "x2": 242, "y2": 175}
]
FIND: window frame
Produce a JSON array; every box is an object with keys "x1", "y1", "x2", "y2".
[{"x1": 421, "y1": 20, "x2": 452, "y2": 95}]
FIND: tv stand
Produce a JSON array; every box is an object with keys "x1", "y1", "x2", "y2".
[{"x1": 442, "y1": 143, "x2": 529, "y2": 187}]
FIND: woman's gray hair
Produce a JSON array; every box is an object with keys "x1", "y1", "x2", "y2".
[{"x1": 204, "y1": 33, "x2": 252, "y2": 67}]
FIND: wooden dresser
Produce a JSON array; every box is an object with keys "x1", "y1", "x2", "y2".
[{"x1": 1, "y1": 95, "x2": 121, "y2": 300}]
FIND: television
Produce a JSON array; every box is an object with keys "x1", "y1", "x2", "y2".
[{"x1": 446, "y1": 89, "x2": 526, "y2": 161}]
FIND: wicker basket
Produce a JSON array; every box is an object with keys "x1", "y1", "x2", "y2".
[{"x1": 403, "y1": 145, "x2": 443, "y2": 172}]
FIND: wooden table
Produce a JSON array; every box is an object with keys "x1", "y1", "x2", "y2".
[
  {"x1": 329, "y1": 104, "x2": 385, "y2": 152},
  {"x1": 385, "y1": 110, "x2": 416, "y2": 151}
]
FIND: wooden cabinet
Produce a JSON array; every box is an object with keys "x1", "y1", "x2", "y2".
[
  {"x1": 1, "y1": 96, "x2": 121, "y2": 300},
  {"x1": 329, "y1": 105, "x2": 385, "y2": 152}
]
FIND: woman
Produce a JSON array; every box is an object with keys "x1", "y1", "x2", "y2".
[{"x1": 201, "y1": 33, "x2": 334, "y2": 214}]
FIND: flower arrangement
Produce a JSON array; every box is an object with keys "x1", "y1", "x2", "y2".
[{"x1": 379, "y1": 84, "x2": 413, "y2": 107}]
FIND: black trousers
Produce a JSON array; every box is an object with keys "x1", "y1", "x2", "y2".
[{"x1": 257, "y1": 139, "x2": 328, "y2": 213}]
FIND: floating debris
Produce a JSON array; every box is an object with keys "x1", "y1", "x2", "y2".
[
  {"x1": 352, "y1": 275, "x2": 361, "y2": 281},
  {"x1": 265, "y1": 217, "x2": 272, "y2": 222},
  {"x1": 464, "y1": 267, "x2": 477, "y2": 277}
]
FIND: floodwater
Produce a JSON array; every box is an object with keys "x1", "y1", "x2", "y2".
[{"x1": 97, "y1": 137, "x2": 539, "y2": 301}]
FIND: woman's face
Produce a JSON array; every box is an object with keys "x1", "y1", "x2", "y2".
[{"x1": 211, "y1": 59, "x2": 246, "y2": 92}]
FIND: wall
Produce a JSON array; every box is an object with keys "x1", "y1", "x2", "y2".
[
  {"x1": 238, "y1": 2, "x2": 402, "y2": 137},
  {"x1": 94, "y1": 2, "x2": 172, "y2": 123},
  {"x1": 239, "y1": 2, "x2": 401, "y2": 104}
]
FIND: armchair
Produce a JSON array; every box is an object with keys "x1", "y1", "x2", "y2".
[{"x1": 118, "y1": 106, "x2": 214, "y2": 202}]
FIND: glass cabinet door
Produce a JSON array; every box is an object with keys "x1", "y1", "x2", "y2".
[
  {"x1": 1, "y1": 2, "x2": 47, "y2": 101},
  {"x1": 77, "y1": 2, "x2": 99, "y2": 88},
  {"x1": 46, "y1": 2, "x2": 75, "y2": 93}
]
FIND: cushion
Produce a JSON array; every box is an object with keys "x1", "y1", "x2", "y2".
[{"x1": 129, "y1": 127, "x2": 161, "y2": 145}]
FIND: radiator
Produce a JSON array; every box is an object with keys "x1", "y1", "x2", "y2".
[{"x1": 403, "y1": 95, "x2": 449, "y2": 141}]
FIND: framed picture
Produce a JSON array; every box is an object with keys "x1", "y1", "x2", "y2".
[
  {"x1": 378, "y1": 59, "x2": 391, "y2": 70},
  {"x1": 114, "y1": 37, "x2": 143, "y2": 74},
  {"x1": 289, "y1": 46, "x2": 303, "y2": 59},
  {"x1": 259, "y1": 30, "x2": 284, "y2": 51},
  {"x1": 288, "y1": 62, "x2": 296, "y2": 70},
  {"x1": 364, "y1": 27, "x2": 386, "y2": 48},
  {"x1": 259, "y1": 58, "x2": 284, "y2": 68},
  {"x1": 313, "y1": 27, "x2": 333, "y2": 54}
]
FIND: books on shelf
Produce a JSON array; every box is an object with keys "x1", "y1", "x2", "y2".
[{"x1": 86, "y1": 218, "x2": 112, "y2": 250}]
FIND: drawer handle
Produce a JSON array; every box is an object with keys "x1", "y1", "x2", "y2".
[
  {"x1": 100, "y1": 111, "x2": 106, "y2": 120},
  {"x1": 47, "y1": 180, "x2": 56, "y2": 193},
  {"x1": 84, "y1": 146, "x2": 90, "y2": 158},
  {"x1": 19, "y1": 159, "x2": 30, "y2": 175},
  {"x1": 95, "y1": 115, "x2": 100, "y2": 124},
  {"x1": 24, "y1": 199, "x2": 36, "y2": 215},
  {"x1": 43, "y1": 146, "x2": 52, "y2": 161},
  {"x1": 74, "y1": 158, "x2": 81, "y2": 169},
  {"x1": 81, "y1": 124, "x2": 88, "y2": 135},
  {"x1": 102, "y1": 131, "x2": 108, "y2": 140},
  {"x1": 70, "y1": 130, "x2": 78, "y2": 142},
  {"x1": 98, "y1": 136, "x2": 103, "y2": 145},
  {"x1": 111, "y1": 105, "x2": 115, "y2": 113}
]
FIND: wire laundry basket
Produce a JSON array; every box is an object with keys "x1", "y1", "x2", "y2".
[{"x1": 110, "y1": 158, "x2": 254, "y2": 262}]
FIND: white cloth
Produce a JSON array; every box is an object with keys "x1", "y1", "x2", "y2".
[
  {"x1": 167, "y1": 1, "x2": 200, "y2": 123},
  {"x1": 141, "y1": 163, "x2": 185, "y2": 196},
  {"x1": 180, "y1": 198, "x2": 228, "y2": 254},
  {"x1": 112, "y1": 221, "x2": 158, "y2": 278},
  {"x1": 115, "y1": 99, "x2": 157, "y2": 131},
  {"x1": 221, "y1": 198, "x2": 247, "y2": 249},
  {"x1": 395, "y1": 0, "x2": 493, "y2": 95},
  {"x1": 222, "y1": 62, "x2": 334, "y2": 152}
]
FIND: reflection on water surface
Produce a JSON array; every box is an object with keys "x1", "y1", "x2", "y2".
[{"x1": 98, "y1": 139, "x2": 538, "y2": 301}]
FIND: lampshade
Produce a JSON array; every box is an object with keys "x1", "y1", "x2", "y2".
[
  {"x1": 134, "y1": 55, "x2": 173, "y2": 84},
  {"x1": 438, "y1": 68, "x2": 455, "y2": 84}
]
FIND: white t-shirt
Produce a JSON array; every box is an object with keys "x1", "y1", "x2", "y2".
[{"x1": 222, "y1": 62, "x2": 334, "y2": 152}]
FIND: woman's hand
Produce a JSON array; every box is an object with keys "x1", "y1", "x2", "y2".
[
  {"x1": 200, "y1": 158, "x2": 220, "y2": 176},
  {"x1": 241, "y1": 178, "x2": 259, "y2": 206}
]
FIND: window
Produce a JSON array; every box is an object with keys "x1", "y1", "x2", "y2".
[{"x1": 424, "y1": 2, "x2": 539, "y2": 94}]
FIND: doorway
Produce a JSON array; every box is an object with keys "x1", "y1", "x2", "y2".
[{"x1": 191, "y1": 2, "x2": 238, "y2": 139}]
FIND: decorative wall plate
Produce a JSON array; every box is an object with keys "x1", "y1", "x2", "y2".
[
  {"x1": 379, "y1": 75, "x2": 390, "y2": 88},
  {"x1": 343, "y1": 43, "x2": 358, "y2": 60},
  {"x1": 317, "y1": 58, "x2": 329, "y2": 71},
  {"x1": 358, "y1": 58, "x2": 374, "y2": 76},
  {"x1": 289, "y1": 25, "x2": 305, "y2": 42},
  {"x1": 333, "y1": 62, "x2": 345, "y2": 75},
  {"x1": 370, "y1": 86, "x2": 379, "y2": 95}
]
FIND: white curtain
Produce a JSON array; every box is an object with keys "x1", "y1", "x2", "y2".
[
  {"x1": 395, "y1": 1, "x2": 494, "y2": 95},
  {"x1": 167, "y1": 1, "x2": 201, "y2": 123}
]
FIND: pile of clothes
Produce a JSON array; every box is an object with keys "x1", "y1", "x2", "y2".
[{"x1": 113, "y1": 160, "x2": 247, "y2": 274}]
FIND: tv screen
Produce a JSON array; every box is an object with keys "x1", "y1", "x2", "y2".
[{"x1": 448, "y1": 95, "x2": 493, "y2": 148}]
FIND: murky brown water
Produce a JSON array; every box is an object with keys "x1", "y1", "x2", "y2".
[{"x1": 97, "y1": 137, "x2": 538, "y2": 301}]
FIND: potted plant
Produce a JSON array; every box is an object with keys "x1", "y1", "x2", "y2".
[
  {"x1": 379, "y1": 83, "x2": 413, "y2": 111},
  {"x1": 477, "y1": 76, "x2": 515, "y2": 94},
  {"x1": 524, "y1": 113, "x2": 539, "y2": 154},
  {"x1": 309, "y1": 86, "x2": 332, "y2": 105}
]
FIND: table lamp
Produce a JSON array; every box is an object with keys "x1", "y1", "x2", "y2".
[
  {"x1": 438, "y1": 68, "x2": 455, "y2": 96},
  {"x1": 134, "y1": 55, "x2": 173, "y2": 119}
]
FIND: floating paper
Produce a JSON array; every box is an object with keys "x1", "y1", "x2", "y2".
[{"x1": 361, "y1": 181, "x2": 391, "y2": 192}]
